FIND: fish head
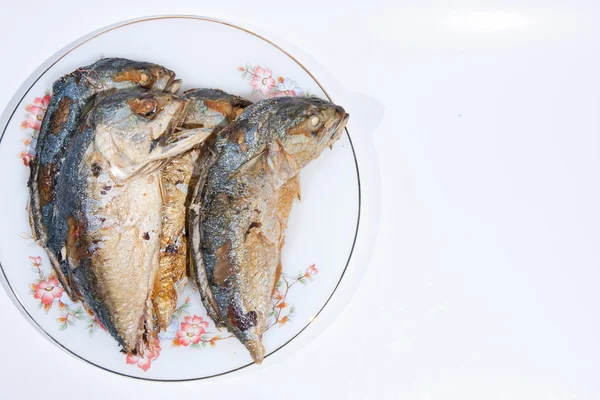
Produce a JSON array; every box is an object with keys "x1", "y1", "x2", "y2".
[
  {"x1": 91, "y1": 59, "x2": 177, "y2": 92},
  {"x1": 92, "y1": 91, "x2": 211, "y2": 181},
  {"x1": 274, "y1": 97, "x2": 349, "y2": 171}
]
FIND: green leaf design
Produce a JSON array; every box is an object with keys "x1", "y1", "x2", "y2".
[
  {"x1": 241, "y1": 71, "x2": 249, "y2": 80},
  {"x1": 58, "y1": 323, "x2": 67, "y2": 331},
  {"x1": 276, "y1": 280, "x2": 283, "y2": 288},
  {"x1": 299, "y1": 278, "x2": 306, "y2": 285},
  {"x1": 190, "y1": 343, "x2": 201, "y2": 349},
  {"x1": 88, "y1": 329, "x2": 94, "y2": 338},
  {"x1": 245, "y1": 62, "x2": 251, "y2": 71},
  {"x1": 66, "y1": 319, "x2": 75, "y2": 327},
  {"x1": 201, "y1": 341, "x2": 207, "y2": 348},
  {"x1": 289, "y1": 305, "x2": 295, "y2": 314}
]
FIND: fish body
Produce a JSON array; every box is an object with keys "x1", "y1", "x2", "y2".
[
  {"x1": 29, "y1": 58, "x2": 178, "y2": 299},
  {"x1": 152, "y1": 89, "x2": 251, "y2": 329},
  {"x1": 55, "y1": 91, "x2": 211, "y2": 354},
  {"x1": 189, "y1": 96, "x2": 348, "y2": 363}
]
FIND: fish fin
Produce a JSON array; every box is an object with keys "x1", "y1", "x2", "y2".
[
  {"x1": 158, "y1": 169, "x2": 167, "y2": 205},
  {"x1": 227, "y1": 150, "x2": 266, "y2": 182},
  {"x1": 266, "y1": 140, "x2": 299, "y2": 188},
  {"x1": 290, "y1": 174, "x2": 301, "y2": 202},
  {"x1": 273, "y1": 258, "x2": 283, "y2": 295},
  {"x1": 157, "y1": 128, "x2": 212, "y2": 159}
]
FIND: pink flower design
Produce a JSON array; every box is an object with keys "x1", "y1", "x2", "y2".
[
  {"x1": 21, "y1": 114, "x2": 41, "y2": 130},
  {"x1": 272, "y1": 288, "x2": 284, "y2": 301},
  {"x1": 33, "y1": 276, "x2": 64, "y2": 305},
  {"x1": 19, "y1": 151, "x2": 34, "y2": 167},
  {"x1": 29, "y1": 256, "x2": 41, "y2": 268},
  {"x1": 270, "y1": 78, "x2": 304, "y2": 98},
  {"x1": 174, "y1": 315, "x2": 208, "y2": 346},
  {"x1": 21, "y1": 94, "x2": 50, "y2": 131},
  {"x1": 303, "y1": 264, "x2": 319, "y2": 280},
  {"x1": 249, "y1": 67, "x2": 275, "y2": 95},
  {"x1": 125, "y1": 340, "x2": 161, "y2": 372}
]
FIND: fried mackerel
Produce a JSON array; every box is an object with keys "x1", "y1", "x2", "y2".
[
  {"x1": 29, "y1": 58, "x2": 180, "y2": 300},
  {"x1": 189, "y1": 96, "x2": 348, "y2": 363},
  {"x1": 55, "y1": 90, "x2": 210, "y2": 355}
]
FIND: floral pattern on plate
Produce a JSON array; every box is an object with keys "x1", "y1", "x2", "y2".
[{"x1": 238, "y1": 63, "x2": 309, "y2": 98}]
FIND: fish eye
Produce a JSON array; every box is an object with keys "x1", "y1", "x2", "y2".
[
  {"x1": 309, "y1": 115, "x2": 323, "y2": 129},
  {"x1": 142, "y1": 102, "x2": 158, "y2": 117},
  {"x1": 129, "y1": 97, "x2": 158, "y2": 118}
]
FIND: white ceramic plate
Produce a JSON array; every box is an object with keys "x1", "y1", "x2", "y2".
[{"x1": 0, "y1": 16, "x2": 360, "y2": 381}]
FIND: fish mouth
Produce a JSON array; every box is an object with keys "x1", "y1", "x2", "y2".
[
  {"x1": 328, "y1": 110, "x2": 349, "y2": 145},
  {"x1": 165, "y1": 78, "x2": 182, "y2": 94}
]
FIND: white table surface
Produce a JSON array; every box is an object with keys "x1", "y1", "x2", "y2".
[{"x1": 1, "y1": 1, "x2": 599, "y2": 399}]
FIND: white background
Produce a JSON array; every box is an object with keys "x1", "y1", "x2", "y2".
[{"x1": 1, "y1": 1, "x2": 599, "y2": 399}]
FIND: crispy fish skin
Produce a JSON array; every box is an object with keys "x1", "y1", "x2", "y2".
[
  {"x1": 56, "y1": 91, "x2": 211, "y2": 354},
  {"x1": 29, "y1": 58, "x2": 178, "y2": 299},
  {"x1": 189, "y1": 97, "x2": 348, "y2": 363}
]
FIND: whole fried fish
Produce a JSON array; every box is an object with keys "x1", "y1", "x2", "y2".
[
  {"x1": 189, "y1": 97, "x2": 348, "y2": 363},
  {"x1": 152, "y1": 89, "x2": 251, "y2": 330},
  {"x1": 55, "y1": 91, "x2": 211, "y2": 354},
  {"x1": 29, "y1": 58, "x2": 180, "y2": 300}
]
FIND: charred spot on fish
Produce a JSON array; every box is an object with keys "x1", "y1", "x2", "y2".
[
  {"x1": 99, "y1": 217, "x2": 106, "y2": 223},
  {"x1": 103, "y1": 185, "x2": 112, "y2": 191},
  {"x1": 128, "y1": 98, "x2": 158, "y2": 118},
  {"x1": 50, "y1": 97, "x2": 71, "y2": 135},
  {"x1": 165, "y1": 244, "x2": 179, "y2": 255},
  {"x1": 245, "y1": 221, "x2": 262, "y2": 238},
  {"x1": 91, "y1": 163, "x2": 102, "y2": 177},
  {"x1": 38, "y1": 162, "x2": 59, "y2": 206},
  {"x1": 143, "y1": 232, "x2": 150, "y2": 241},
  {"x1": 112, "y1": 69, "x2": 154, "y2": 87},
  {"x1": 227, "y1": 304, "x2": 258, "y2": 332}
]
